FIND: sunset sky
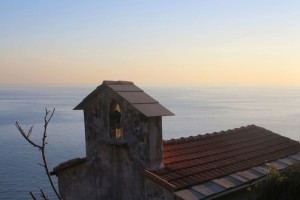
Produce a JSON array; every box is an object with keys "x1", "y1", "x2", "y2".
[{"x1": 1, "y1": 1, "x2": 300, "y2": 86}]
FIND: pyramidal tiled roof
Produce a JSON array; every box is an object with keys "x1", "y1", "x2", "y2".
[
  {"x1": 74, "y1": 80, "x2": 174, "y2": 117},
  {"x1": 144, "y1": 125, "x2": 300, "y2": 199}
]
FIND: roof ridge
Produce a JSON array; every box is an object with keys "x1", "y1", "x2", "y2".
[
  {"x1": 163, "y1": 124, "x2": 263, "y2": 145},
  {"x1": 103, "y1": 80, "x2": 134, "y2": 85}
]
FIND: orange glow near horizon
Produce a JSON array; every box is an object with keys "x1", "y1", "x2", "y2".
[{"x1": 1, "y1": 1, "x2": 300, "y2": 87}]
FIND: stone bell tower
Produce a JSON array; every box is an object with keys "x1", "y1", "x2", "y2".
[{"x1": 54, "y1": 81, "x2": 173, "y2": 200}]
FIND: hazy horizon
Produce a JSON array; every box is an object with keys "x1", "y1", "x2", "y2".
[{"x1": 1, "y1": 82, "x2": 300, "y2": 89}]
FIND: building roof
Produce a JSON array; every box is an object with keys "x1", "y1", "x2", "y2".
[
  {"x1": 144, "y1": 125, "x2": 300, "y2": 199},
  {"x1": 51, "y1": 157, "x2": 86, "y2": 175},
  {"x1": 51, "y1": 124, "x2": 300, "y2": 199},
  {"x1": 74, "y1": 80, "x2": 174, "y2": 117}
]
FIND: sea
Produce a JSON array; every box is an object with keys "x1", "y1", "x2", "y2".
[{"x1": 0, "y1": 84, "x2": 299, "y2": 200}]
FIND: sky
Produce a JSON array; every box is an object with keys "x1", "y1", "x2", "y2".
[{"x1": 0, "y1": 0, "x2": 300, "y2": 86}]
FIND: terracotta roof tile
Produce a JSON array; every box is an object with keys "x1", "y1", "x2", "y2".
[{"x1": 147, "y1": 125, "x2": 300, "y2": 191}]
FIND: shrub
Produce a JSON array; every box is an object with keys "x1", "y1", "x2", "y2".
[{"x1": 252, "y1": 164, "x2": 300, "y2": 200}]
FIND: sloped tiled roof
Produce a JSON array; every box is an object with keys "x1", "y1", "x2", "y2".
[
  {"x1": 51, "y1": 158, "x2": 86, "y2": 175},
  {"x1": 173, "y1": 154, "x2": 300, "y2": 200},
  {"x1": 144, "y1": 125, "x2": 300, "y2": 197},
  {"x1": 74, "y1": 80, "x2": 174, "y2": 117}
]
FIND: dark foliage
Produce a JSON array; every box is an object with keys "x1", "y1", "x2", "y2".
[{"x1": 252, "y1": 164, "x2": 300, "y2": 200}]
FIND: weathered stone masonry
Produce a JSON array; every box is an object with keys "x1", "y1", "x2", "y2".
[{"x1": 51, "y1": 81, "x2": 174, "y2": 200}]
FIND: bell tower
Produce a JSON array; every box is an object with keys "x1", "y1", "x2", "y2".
[{"x1": 72, "y1": 80, "x2": 174, "y2": 199}]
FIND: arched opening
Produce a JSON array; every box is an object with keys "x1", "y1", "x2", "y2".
[{"x1": 109, "y1": 100, "x2": 122, "y2": 139}]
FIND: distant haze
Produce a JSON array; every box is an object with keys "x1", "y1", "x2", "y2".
[{"x1": 0, "y1": 1, "x2": 300, "y2": 86}]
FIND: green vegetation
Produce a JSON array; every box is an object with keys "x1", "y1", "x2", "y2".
[{"x1": 251, "y1": 164, "x2": 300, "y2": 200}]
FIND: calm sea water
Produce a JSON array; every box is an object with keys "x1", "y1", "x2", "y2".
[{"x1": 0, "y1": 85, "x2": 299, "y2": 199}]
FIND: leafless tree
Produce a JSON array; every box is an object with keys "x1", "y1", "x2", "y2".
[{"x1": 15, "y1": 108, "x2": 63, "y2": 200}]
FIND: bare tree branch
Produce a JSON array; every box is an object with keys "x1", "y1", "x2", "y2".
[
  {"x1": 29, "y1": 192, "x2": 38, "y2": 200},
  {"x1": 40, "y1": 108, "x2": 62, "y2": 200},
  {"x1": 40, "y1": 188, "x2": 49, "y2": 200},
  {"x1": 15, "y1": 123, "x2": 42, "y2": 150},
  {"x1": 37, "y1": 163, "x2": 45, "y2": 168},
  {"x1": 16, "y1": 108, "x2": 63, "y2": 200}
]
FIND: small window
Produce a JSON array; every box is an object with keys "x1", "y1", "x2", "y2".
[{"x1": 109, "y1": 101, "x2": 122, "y2": 139}]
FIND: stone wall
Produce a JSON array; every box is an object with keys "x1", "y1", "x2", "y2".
[
  {"x1": 58, "y1": 86, "x2": 165, "y2": 199},
  {"x1": 144, "y1": 179, "x2": 175, "y2": 200}
]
